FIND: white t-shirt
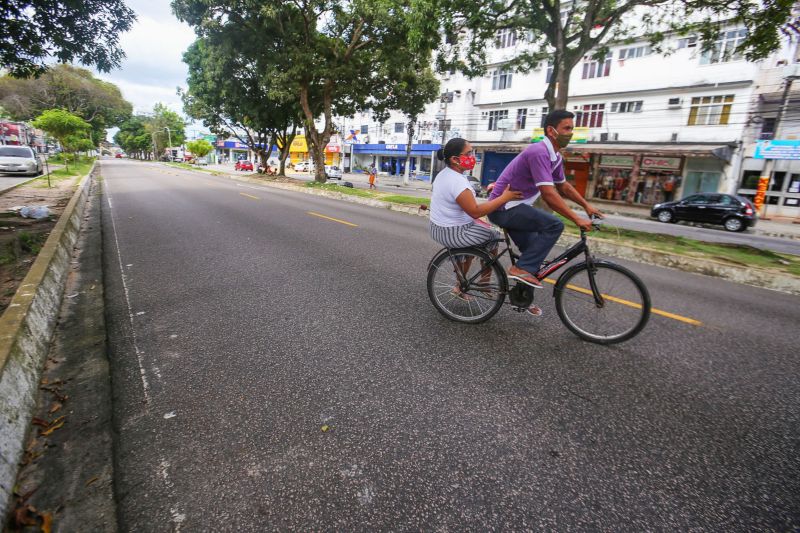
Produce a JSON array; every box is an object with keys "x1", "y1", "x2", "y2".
[{"x1": 430, "y1": 167, "x2": 474, "y2": 227}]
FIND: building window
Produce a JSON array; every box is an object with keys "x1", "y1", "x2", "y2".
[
  {"x1": 677, "y1": 36, "x2": 698, "y2": 48},
  {"x1": 687, "y1": 95, "x2": 734, "y2": 125},
  {"x1": 539, "y1": 107, "x2": 549, "y2": 127},
  {"x1": 739, "y1": 170, "x2": 761, "y2": 190},
  {"x1": 611, "y1": 101, "x2": 643, "y2": 113},
  {"x1": 516, "y1": 109, "x2": 527, "y2": 130},
  {"x1": 700, "y1": 29, "x2": 746, "y2": 64},
  {"x1": 488, "y1": 110, "x2": 509, "y2": 131},
  {"x1": 394, "y1": 122, "x2": 404, "y2": 133},
  {"x1": 760, "y1": 117, "x2": 776, "y2": 140},
  {"x1": 545, "y1": 62, "x2": 554, "y2": 83},
  {"x1": 582, "y1": 53, "x2": 612, "y2": 79},
  {"x1": 359, "y1": 125, "x2": 368, "y2": 135},
  {"x1": 495, "y1": 28, "x2": 517, "y2": 48},
  {"x1": 491, "y1": 68, "x2": 513, "y2": 90},
  {"x1": 574, "y1": 104, "x2": 605, "y2": 128},
  {"x1": 437, "y1": 119, "x2": 451, "y2": 131},
  {"x1": 618, "y1": 45, "x2": 651, "y2": 59}
]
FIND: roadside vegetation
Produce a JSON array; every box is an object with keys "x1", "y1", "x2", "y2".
[
  {"x1": 562, "y1": 220, "x2": 800, "y2": 276},
  {"x1": 305, "y1": 182, "x2": 425, "y2": 206},
  {"x1": 29, "y1": 156, "x2": 95, "y2": 188}
]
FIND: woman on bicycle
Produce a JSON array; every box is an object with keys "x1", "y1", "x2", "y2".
[{"x1": 429, "y1": 138, "x2": 521, "y2": 252}]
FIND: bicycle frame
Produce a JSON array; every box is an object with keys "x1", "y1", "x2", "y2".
[{"x1": 443, "y1": 226, "x2": 605, "y2": 307}]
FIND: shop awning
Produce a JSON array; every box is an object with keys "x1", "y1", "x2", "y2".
[{"x1": 473, "y1": 141, "x2": 736, "y2": 162}]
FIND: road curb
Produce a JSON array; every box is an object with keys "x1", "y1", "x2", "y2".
[
  {"x1": 0, "y1": 163, "x2": 95, "y2": 520},
  {"x1": 557, "y1": 233, "x2": 800, "y2": 295},
  {"x1": 173, "y1": 165, "x2": 800, "y2": 295}
]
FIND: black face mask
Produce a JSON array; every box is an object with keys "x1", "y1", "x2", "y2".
[{"x1": 548, "y1": 127, "x2": 573, "y2": 148}]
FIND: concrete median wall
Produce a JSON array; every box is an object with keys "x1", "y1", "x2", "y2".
[{"x1": 0, "y1": 166, "x2": 95, "y2": 520}]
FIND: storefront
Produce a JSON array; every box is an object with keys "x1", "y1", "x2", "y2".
[
  {"x1": 288, "y1": 135, "x2": 342, "y2": 166},
  {"x1": 568, "y1": 143, "x2": 734, "y2": 206},
  {"x1": 737, "y1": 140, "x2": 800, "y2": 217},
  {"x1": 351, "y1": 143, "x2": 441, "y2": 178},
  {"x1": 215, "y1": 139, "x2": 251, "y2": 163}
]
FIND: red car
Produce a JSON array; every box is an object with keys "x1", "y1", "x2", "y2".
[{"x1": 235, "y1": 160, "x2": 253, "y2": 171}]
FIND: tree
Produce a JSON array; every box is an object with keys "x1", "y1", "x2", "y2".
[
  {"x1": 173, "y1": 0, "x2": 439, "y2": 182},
  {"x1": 180, "y1": 37, "x2": 302, "y2": 175},
  {"x1": 0, "y1": 65, "x2": 132, "y2": 144},
  {"x1": 415, "y1": 0, "x2": 799, "y2": 109},
  {"x1": 148, "y1": 103, "x2": 186, "y2": 157},
  {"x1": 32, "y1": 109, "x2": 91, "y2": 171},
  {"x1": 186, "y1": 139, "x2": 213, "y2": 161},
  {"x1": 377, "y1": 67, "x2": 439, "y2": 185},
  {"x1": 0, "y1": 0, "x2": 136, "y2": 78}
]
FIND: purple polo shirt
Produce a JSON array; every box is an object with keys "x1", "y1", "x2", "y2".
[{"x1": 488, "y1": 138, "x2": 566, "y2": 208}]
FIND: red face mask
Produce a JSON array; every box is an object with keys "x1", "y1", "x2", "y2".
[{"x1": 457, "y1": 155, "x2": 476, "y2": 171}]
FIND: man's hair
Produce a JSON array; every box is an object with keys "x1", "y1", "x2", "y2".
[{"x1": 544, "y1": 110, "x2": 575, "y2": 130}]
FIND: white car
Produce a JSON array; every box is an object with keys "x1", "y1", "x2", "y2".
[
  {"x1": 0, "y1": 146, "x2": 43, "y2": 176},
  {"x1": 293, "y1": 161, "x2": 309, "y2": 172},
  {"x1": 324, "y1": 165, "x2": 343, "y2": 179}
]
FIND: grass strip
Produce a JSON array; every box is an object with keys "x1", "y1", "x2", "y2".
[
  {"x1": 558, "y1": 216, "x2": 800, "y2": 276},
  {"x1": 304, "y1": 181, "x2": 373, "y2": 198},
  {"x1": 29, "y1": 157, "x2": 95, "y2": 187},
  {"x1": 379, "y1": 194, "x2": 429, "y2": 206}
]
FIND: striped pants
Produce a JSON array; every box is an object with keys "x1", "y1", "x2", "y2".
[{"x1": 429, "y1": 221, "x2": 500, "y2": 251}]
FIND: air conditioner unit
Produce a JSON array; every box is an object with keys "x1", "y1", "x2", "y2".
[
  {"x1": 667, "y1": 98, "x2": 683, "y2": 109},
  {"x1": 671, "y1": 132, "x2": 679, "y2": 142},
  {"x1": 497, "y1": 118, "x2": 514, "y2": 129},
  {"x1": 600, "y1": 132, "x2": 619, "y2": 141}
]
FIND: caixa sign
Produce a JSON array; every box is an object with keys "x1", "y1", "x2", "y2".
[{"x1": 641, "y1": 156, "x2": 681, "y2": 170}]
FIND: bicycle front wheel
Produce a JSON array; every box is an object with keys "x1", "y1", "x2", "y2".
[
  {"x1": 427, "y1": 248, "x2": 506, "y2": 324},
  {"x1": 554, "y1": 261, "x2": 651, "y2": 344}
]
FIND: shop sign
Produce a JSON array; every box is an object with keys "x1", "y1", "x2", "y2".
[
  {"x1": 325, "y1": 143, "x2": 341, "y2": 153},
  {"x1": 641, "y1": 156, "x2": 681, "y2": 170},
  {"x1": 385, "y1": 144, "x2": 399, "y2": 150},
  {"x1": 290, "y1": 135, "x2": 308, "y2": 152},
  {"x1": 754, "y1": 140, "x2": 800, "y2": 160},
  {"x1": 754, "y1": 176, "x2": 769, "y2": 211},
  {"x1": 600, "y1": 155, "x2": 635, "y2": 168},
  {"x1": 788, "y1": 178, "x2": 800, "y2": 193}
]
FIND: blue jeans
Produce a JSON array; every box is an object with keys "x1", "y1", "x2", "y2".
[{"x1": 488, "y1": 204, "x2": 564, "y2": 273}]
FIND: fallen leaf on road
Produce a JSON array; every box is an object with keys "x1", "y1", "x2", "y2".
[
  {"x1": 321, "y1": 425, "x2": 330, "y2": 432},
  {"x1": 40, "y1": 418, "x2": 65, "y2": 436},
  {"x1": 13, "y1": 504, "x2": 38, "y2": 527},
  {"x1": 49, "y1": 402, "x2": 62, "y2": 414},
  {"x1": 85, "y1": 476, "x2": 99, "y2": 486},
  {"x1": 32, "y1": 417, "x2": 49, "y2": 428},
  {"x1": 41, "y1": 511, "x2": 53, "y2": 533}
]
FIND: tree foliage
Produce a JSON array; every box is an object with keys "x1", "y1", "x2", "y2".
[
  {"x1": 415, "y1": 0, "x2": 799, "y2": 109},
  {"x1": 113, "y1": 104, "x2": 186, "y2": 160},
  {"x1": 174, "y1": 0, "x2": 439, "y2": 182},
  {"x1": 180, "y1": 37, "x2": 302, "y2": 175},
  {"x1": 0, "y1": 0, "x2": 136, "y2": 78},
  {"x1": 114, "y1": 115, "x2": 152, "y2": 160},
  {"x1": 0, "y1": 64, "x2": 132, "y2": 145},
  {"x1": 186, "y1": 139, "x2": 213, "y2": 159},
  {"x1": 32, "y1": 109, "x2": 91, "y2": 171}
]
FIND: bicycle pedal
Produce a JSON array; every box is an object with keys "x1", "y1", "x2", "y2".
[{"x1": 511, "y1": 306, "x2": 527, "y2": 313}]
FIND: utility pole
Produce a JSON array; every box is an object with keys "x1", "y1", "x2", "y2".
[
  {"x1": 164, "y1": 127, "x2": 174, "y2": 160},
  {"x1": 760, "y1": 71, "x2": 797, "y2": 219},
  {"x1": 434, "y1": 90, "x2": 452, "y2": 179}
]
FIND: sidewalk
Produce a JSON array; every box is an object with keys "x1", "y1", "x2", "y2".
[{"x1": 199, "y1": 163, "x2": 800, "y2": 239}]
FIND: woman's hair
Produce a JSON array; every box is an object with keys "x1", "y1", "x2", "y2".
[{"x1": 436, "y1": 138, "x2": 468, "y2": 165}]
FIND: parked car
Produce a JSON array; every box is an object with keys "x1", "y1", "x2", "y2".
[
  {"x1": 195, "y1": 158, "x2": 209, "y2": 166},
  {"x1": 235, "y1": 160, "x2": 254, "y2": 171},
  {"x1": 324, "y1": 165, "x2": 343, "y2": 179},
  {"x1": 294, "y1": 161, "x2": 315, "y2": 172},
  {"x1": 115, "y1": 153, "x2": 123, "y2": 159},
  {"x1": 0, "y1": 146, "x2": 42, "y2": 176},
  {"x1": 650, "y1": 193, "x2": 756, "y2": 232}
]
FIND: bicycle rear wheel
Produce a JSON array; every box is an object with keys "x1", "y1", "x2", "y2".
[
  {"x1": 427, "y1": 248, "x2": 506, "y2": 324},
  {"x1": 554, "y1": 261, "x2": 650, "y2": 344}
]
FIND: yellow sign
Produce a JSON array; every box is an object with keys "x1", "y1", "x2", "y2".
[
  {"x1": 289, "y1": 135, "x2": 307, "y2": 152},
  {"x1": 754, "y1": 176, "x2": 770, "y2": 212},
  {"x1": 530, "y1": 127, "x2": 589, "y2": 143}
]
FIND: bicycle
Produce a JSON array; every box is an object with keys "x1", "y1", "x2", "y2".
[{"x1": 426, "y1": 216, "x2": 651, "y2": 344}]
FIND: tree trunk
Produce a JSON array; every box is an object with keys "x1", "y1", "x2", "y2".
[
  {"x1": 299, "y1": 84, "x2": 333, "y2": 183},
  {"x1": 403, "y1": 117, "x2": 416, "y2": 186}
]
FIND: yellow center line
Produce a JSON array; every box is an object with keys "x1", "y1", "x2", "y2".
[
  {"x1": 307, "y1": 211, "x2": 358, "y2": 227},
  {"x1": 239, "y1": 192, "x2": 260, "y2": 200},
  {"x1": 542, "y1": 277, "x2": 703, "y2": 326}
]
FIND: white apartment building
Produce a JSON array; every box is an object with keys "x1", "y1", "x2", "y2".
[{"x1": 344, "y1": 22, "x2": 800, "y2": 215}]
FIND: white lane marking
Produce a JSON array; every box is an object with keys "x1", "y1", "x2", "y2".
[
  {"x1": 163, "y1": 411, "x2": 176, "y2": 419},
  {"x1": 105, "y1": 183, "x2": 151, "y2": 404}
]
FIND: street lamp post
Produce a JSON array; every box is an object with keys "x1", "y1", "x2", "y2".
[{"x1": 164, "y1": 127, "x2": 173, "y2": 160}]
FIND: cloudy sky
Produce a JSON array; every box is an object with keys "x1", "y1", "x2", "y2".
[{"x1": 95, "y1": 0, "x2": 208, "y2": 137}]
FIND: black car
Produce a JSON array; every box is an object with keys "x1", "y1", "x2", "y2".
[{"x1": 650, "y1": 193, "x2": 756, "y2": 232}]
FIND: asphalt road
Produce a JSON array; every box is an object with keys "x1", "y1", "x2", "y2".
[{"x1": 101, "y1": 159, "x2": 799, "y2": 531}]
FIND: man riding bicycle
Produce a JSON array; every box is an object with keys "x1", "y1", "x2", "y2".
[{"x1": 487, "y1": 110, "x2": 604, "y2": 288}]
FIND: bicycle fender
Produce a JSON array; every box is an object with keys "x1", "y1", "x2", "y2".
[{"x1": 552, "y1": 260, "x2": 615, "y2": 297}]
